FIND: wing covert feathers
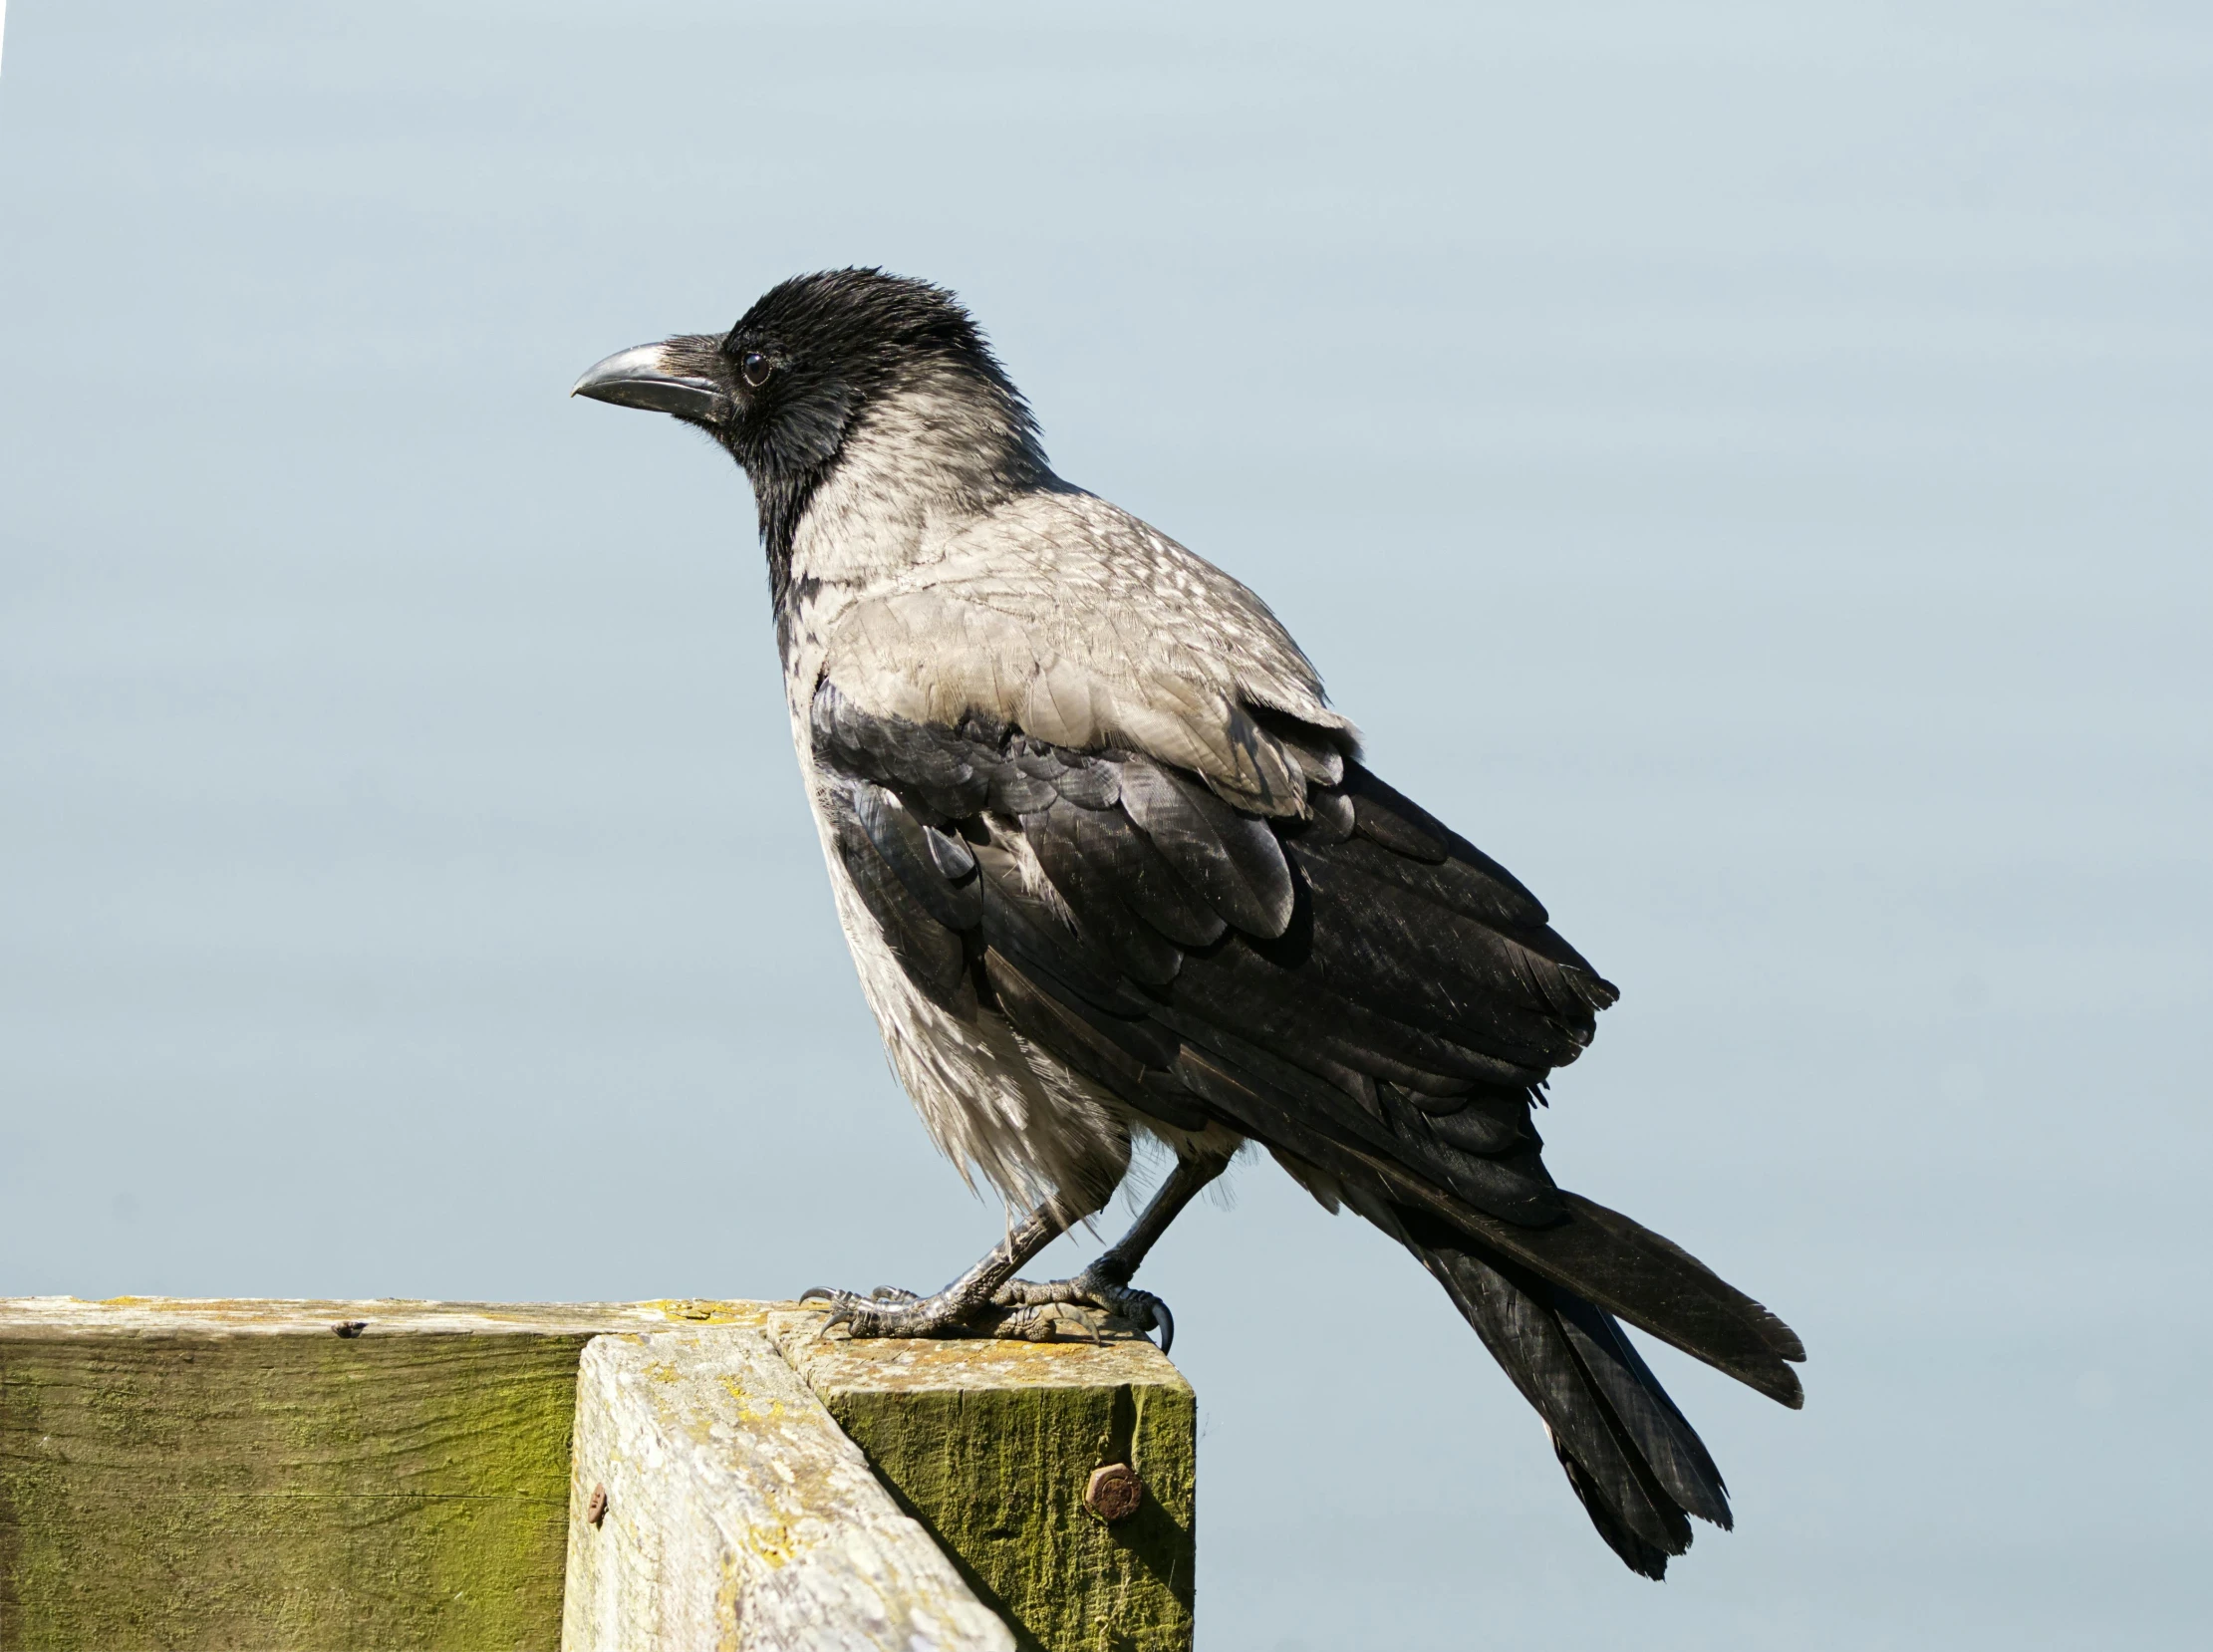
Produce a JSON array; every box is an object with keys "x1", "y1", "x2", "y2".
[
  {"x1": 809, "y1": 678, "x2": 1802, "y2": 1572},
  {"x1": 816, "y1": 491, "x2": 1357, "y2": 814}
]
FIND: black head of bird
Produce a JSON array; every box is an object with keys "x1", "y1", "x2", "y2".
[{"x1": 572, "y1": 269, "x2": 1045, "y2": 545}]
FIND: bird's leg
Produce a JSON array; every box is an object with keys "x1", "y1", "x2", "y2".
[
  {"x1": 799, "y1": 1194, "x2": 1091, "y2": 1339},
  {"x1": 990, "y1": 1150, "x2": 1232, "y2": 1353}
]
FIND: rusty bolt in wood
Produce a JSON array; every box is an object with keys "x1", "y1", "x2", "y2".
[
  {"x1": 1084, "y1": 1462, "x2": 1143, "y2": 1523},
  {"x1": 584, "y1": 1484, "x2": 609, "y2": 1527}
]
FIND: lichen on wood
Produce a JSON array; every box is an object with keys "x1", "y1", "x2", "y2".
[{"x1": 561, "y1": 1327, "x2": 1013, "y2": 1652}]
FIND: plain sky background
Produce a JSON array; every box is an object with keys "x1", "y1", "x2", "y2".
[{"x1": 3, "y1": 4, "x2": 2208, "y2": 1648}]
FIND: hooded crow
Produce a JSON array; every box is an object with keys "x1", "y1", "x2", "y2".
[{"x1": 574, "y1": 268, "x2": 1802, "y2": 1577}]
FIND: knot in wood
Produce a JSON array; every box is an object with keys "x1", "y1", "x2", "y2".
[{"x1": 1084, "y1": 1462, "x2": 1142, "y2": 1523}]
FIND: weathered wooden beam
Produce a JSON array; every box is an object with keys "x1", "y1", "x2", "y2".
[
  {"x1": 0, "y1": 1296, "x2": 711, "y2": 1651},
  {"x1": 561, "y1": 1326, "x2": 1012, "y2": 1651},
  {"x1": 770, "y1": 1310, "x2": 1196, "y2": 1652},
  {"x1": 0, "y1": 1297, "x2": 1197, "y2": 1652}
]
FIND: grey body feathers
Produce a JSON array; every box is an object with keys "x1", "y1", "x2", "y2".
[{"x1": 780, "y1": 380, "x2": 1344, "y2": 1209}]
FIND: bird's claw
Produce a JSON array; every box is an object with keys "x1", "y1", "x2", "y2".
[
  {"x1": 798, "y1": 1286, "x2": 856, "y2": 1340},
  {"x1": 797, "y1": 1265, "x2": 1175, "y2": 1349},
  {"x1": 1094, "y1": 1283, "x2": 1173, "y2": 1354},
  {"x1": 798, "y1": 1284, "x2": 929, "y2": 1339},
  {"x1": 795, "y1": 1284, "x2": 983, "y2": 1340},
  {"x1": 1141, "y1": 1293, "x2": 1175, "y2": 1355},
  {"x1": 800, "y1": 1283, "x2": 916, "y2": 1304},
  {"x1": 989, "y1": 1265, "x2": 1176, "y2": 1353}
]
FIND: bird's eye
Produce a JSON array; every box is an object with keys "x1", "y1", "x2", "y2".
[{"x1": 741, "y1": 352, "x2": 773, "y2": 388}]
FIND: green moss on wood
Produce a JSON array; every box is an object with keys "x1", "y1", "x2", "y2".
[
  {"x1": 0, "y1": 1327, "x2": 589, "y2": 1651},
  {"x1": 781, "y1": 1329, "x2": 1197, "y2": 1652},
  {"x1": 1, "y1": 1301, "x2": 1196, "y2": 1652}
]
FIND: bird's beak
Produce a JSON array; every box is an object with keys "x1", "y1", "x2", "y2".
[{"x1": 570, "y1": 341, "x2": 731, "y2": 422}]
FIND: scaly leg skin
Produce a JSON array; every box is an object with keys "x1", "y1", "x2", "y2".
[
  {"x1": 800, "y1": 1199, "x2": 1081, "y2": 1339},
  {"x1": 987, "y1": 1151, "x2": 1233, "y2": 1354}
]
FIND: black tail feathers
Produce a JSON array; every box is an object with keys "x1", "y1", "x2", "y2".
[{"x1": 1404, "y1": 1215, "x2": 1736, "y2": 1579}]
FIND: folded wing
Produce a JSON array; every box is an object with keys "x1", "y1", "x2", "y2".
[{"x1": 810, "y1": 676, "x2": 1803, "y2": 1573}]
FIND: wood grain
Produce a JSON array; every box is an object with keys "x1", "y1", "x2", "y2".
[{"x1": 0, "y1": 1297, "x2": 753, "y2": 1651}]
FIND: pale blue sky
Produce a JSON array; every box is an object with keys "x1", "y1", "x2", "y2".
[{"x1": 2, "y1": 5, "x2": 2208, "y2": 1647}]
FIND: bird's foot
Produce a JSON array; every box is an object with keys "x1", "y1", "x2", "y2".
[
  {"x1": 796, "y1": 1263, "x2": 1170, "y2": 1349},
  {"x1": 992, "y1": 1262, "x2": 1175, "y2": 1354},
  {"x1": 797, "y1": 1282, "x2": 984, "y2": 1339}
]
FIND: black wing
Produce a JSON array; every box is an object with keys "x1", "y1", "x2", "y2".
[{"x1": 811, "y1": 678, "x2": 1802, "y2": 1575}]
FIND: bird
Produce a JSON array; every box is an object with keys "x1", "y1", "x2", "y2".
[{"x1": 572, "y1": 268, "x2": 1802, "y2": 1577}]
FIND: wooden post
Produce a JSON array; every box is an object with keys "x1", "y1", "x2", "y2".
[
  {"x1": 561, "y1": 1326, "x2": 1010, "y2": 1651},
  {"x1": 770, "y1": 1311, "x2": 1196, "y2": 1652},
  {"x1": 0, "y1": 1297, "x2": 1196, "y2": 1652}
]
